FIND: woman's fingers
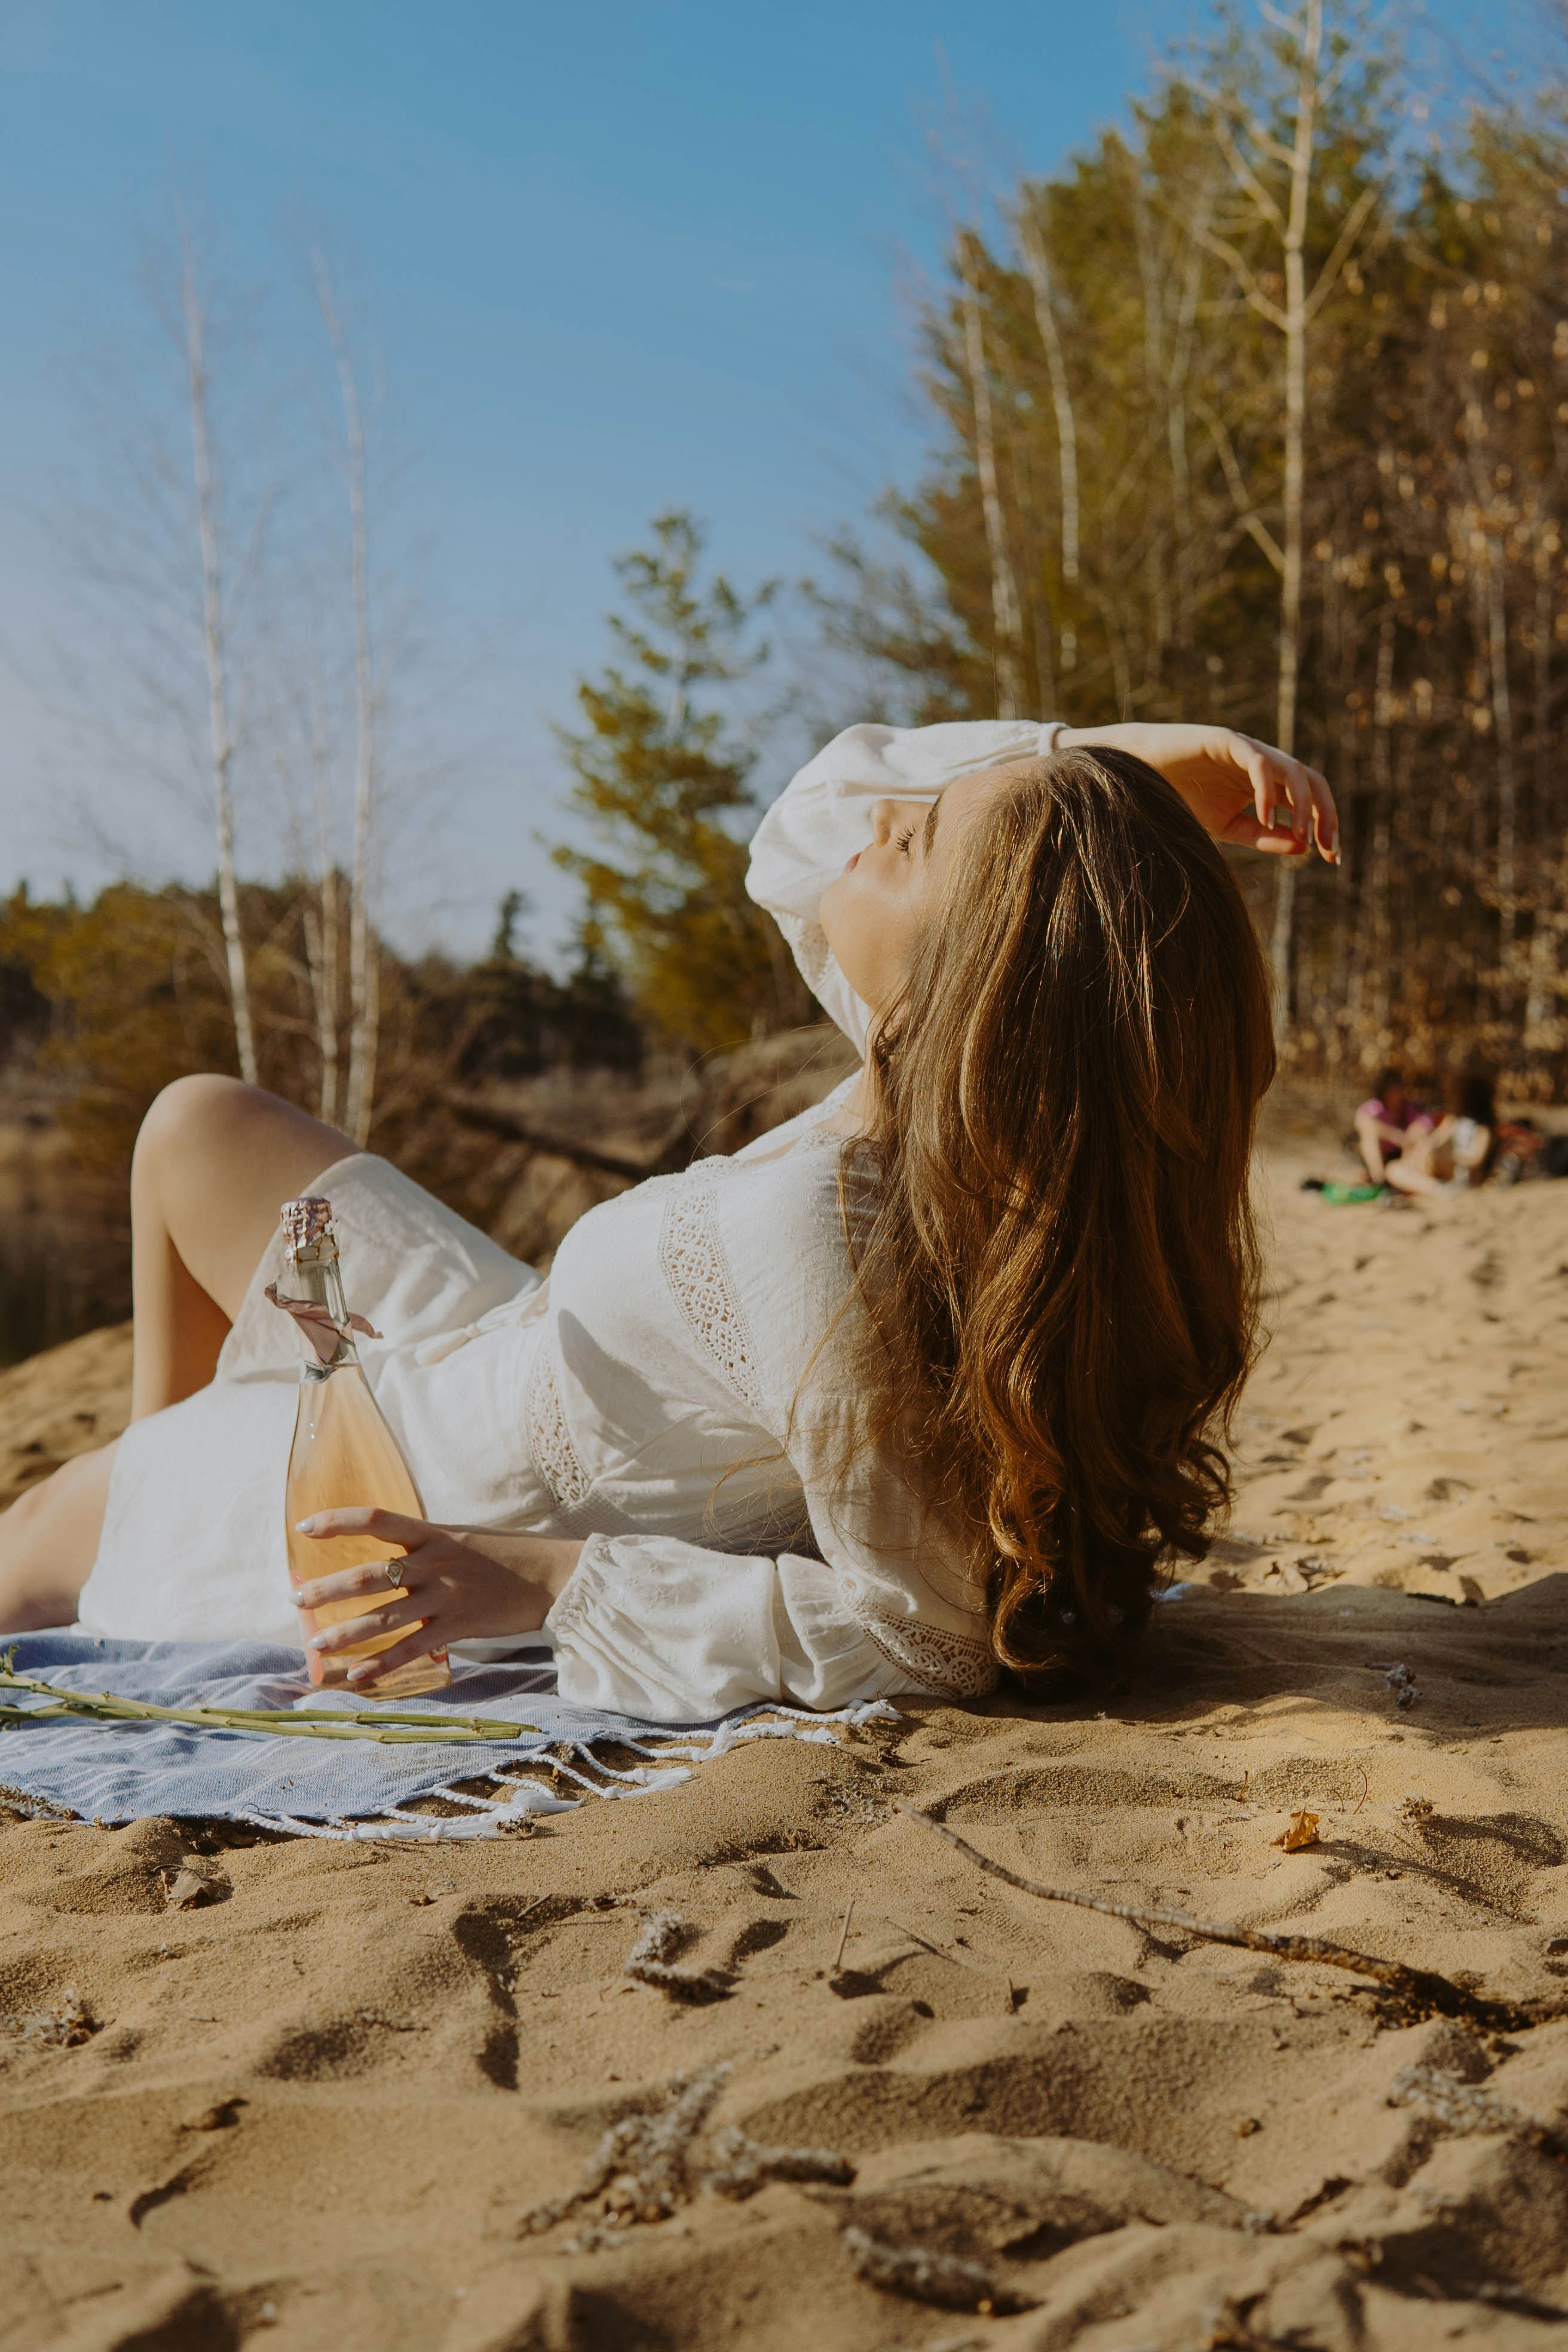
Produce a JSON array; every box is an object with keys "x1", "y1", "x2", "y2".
[
  {"x1": 295, "y1": 1505, "x2": 434, "y2": 1549},
  {"x1": 345, "y1": 1625, "x2": 449, "y2": 1686},
  {"x1": 304, "y1": 1594, "x2": 430, "y2": 1655},
  {"x1": 292, "y1": 1552, "x2": 422, "y2": 1613},
  {"x1": 1236, "y1": 736, "x2": 1338, "y2": 861}
]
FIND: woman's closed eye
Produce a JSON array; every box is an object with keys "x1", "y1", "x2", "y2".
[{"x1": 894, "y1": 823, "x2": 917, "y2": 855}]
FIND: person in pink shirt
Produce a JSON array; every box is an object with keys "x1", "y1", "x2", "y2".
[{"x1": 1354, "y1": 1067, "x2": 1434, "y2": 1183}]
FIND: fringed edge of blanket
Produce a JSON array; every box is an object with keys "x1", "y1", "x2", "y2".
[
  {"x1": 3, "y1": 1699, "x2": 902, "y2": 1843},
  {"x1": 242, "y1": 1699, "x2": 902, "y2": 1841}
]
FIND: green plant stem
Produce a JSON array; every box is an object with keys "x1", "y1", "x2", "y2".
[{"x1": 0, "y1": 1661, "x2": 537, "y2": 1746}]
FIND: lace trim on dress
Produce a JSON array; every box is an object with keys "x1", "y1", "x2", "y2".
[
  {"x1": 773, "y1": 908, "x2": 832, "y2": 1004},
  {"x1": 658, "y1": 1174, "x2": 765, "y2": 1414},
  {"x1": 524, "y1": 1342, "x2": 593, "y2": 1510},
  {"x1": 853, "y1": 1606, "x2": 997, "y2": 1698}
]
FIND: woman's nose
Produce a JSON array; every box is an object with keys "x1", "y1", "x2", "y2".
[{"x1": 868, "y1": 798, "x2": 896, "y2": 844}]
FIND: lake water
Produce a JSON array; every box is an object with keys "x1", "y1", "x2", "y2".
[{"x1": 0, "y1": 1157, "x2": 131, "y2": 1369}]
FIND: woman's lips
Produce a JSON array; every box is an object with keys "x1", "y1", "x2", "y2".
[{"x1": 844, "y1": 850, "x2": 860, "y2": 872}]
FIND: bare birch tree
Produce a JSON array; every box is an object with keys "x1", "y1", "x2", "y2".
[
  {"x1": 31, "y1": 206, "x2": 274, "y2": 1083},
  {"x1": 1018, "y1": 213, "x2": 1080, "y2": 675},
  {"x1": 1193, "y1": 0, "x2": 1382, "y2": 1041},
  {"x1": 313, "y1": 252, "x2": 379, "y2": 1144},
  {"x1": 296, "y1": 662, "x2": 343, "y2": 1126},
  {"x1": 178, "y1": 216, "x2": 259, "y2": 1084},
  {"x1": 961, "y1": 250, "x2": 1025, "y2": 720}
]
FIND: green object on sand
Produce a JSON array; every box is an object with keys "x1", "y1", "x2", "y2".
[
  {"x1": 1320, "y1": 1181, "x2": 1386, "y2": 1205},
  {"x1": 0, "y1": 1651, "x2": 538, "y2": 1746}
]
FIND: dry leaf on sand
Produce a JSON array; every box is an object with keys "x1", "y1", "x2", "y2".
[
  {"x1": 164, "y1": 1860, "x2": 231, "y2": 1910},
  {"x1": 1272, "y1": 1811, "x2": 1321, "y2": 1852}
]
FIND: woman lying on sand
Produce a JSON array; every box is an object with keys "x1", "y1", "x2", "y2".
[{"x1": 0, "y1": 723, "x2": 1335, "y2": 1719}]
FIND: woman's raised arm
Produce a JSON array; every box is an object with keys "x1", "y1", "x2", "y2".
[{"x1": 1058, "y1": 722, "x2": 1339, "y2": 863}]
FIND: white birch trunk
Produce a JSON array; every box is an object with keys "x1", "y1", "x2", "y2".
[
  {"x1": 1166, "y1": 215, "x2": 1209, "y2": 656},
  {"x1": 295, "y1": 669, "x2": 342, "y2": 1125},
  {"x1": 962, "y1": 278, "x2": 1025, "y2": 720},
  {"x1": 180, "y1": 229, "x2": 258, "y2": 1087},
  {"x1": 1368, "y1": 617, "x2": 1395, "y2": 1040},
  {"x1": 1526, "y1": 523, "x2": 1556, "y2": 1039},
  {"x1": 314, "y1": 255, "x2": 379, "y2": 1146},
  {"x1": 1266, "y1": 0, "x2": 1321, "y2": 1046},
  {"x1": 1196, "y1": 3, "x2": 1380, "y2": 1049},
  {"x1": 1484, "y1": 539, "x2": 1517, "y2": 966},
  {"x1": 1021, "y1": 221, "x2": 1080, "y2": 673}
]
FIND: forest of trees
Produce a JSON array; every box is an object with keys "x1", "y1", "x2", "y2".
[
  {"x1": 826, "y1": 1, "x2": 1568, "y2": 1083},
  {"x1": 8, "y1": 0, "x2": 1568, "y2": 1167}
]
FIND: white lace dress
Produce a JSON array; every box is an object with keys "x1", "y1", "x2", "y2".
[{"x1": 76, "y1": 717, "x2": 1062, "y2": 1720}]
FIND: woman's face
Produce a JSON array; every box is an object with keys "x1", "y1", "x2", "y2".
[{"x1": 817, "y1": 764, "x2": 1012, "y2": 1015}]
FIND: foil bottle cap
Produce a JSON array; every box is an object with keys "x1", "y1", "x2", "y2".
[{"x1": 280, "y1": 1195, "x2": 336, "y2": 1264}]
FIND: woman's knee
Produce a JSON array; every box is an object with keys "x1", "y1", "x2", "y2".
[{"x1": 133, "y1": 1074, "x2": 268, "y2": 1187}]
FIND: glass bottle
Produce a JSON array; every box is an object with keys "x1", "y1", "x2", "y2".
[{"x1": 271, "y1": 1195, "x2": 451, "y2": 1698}]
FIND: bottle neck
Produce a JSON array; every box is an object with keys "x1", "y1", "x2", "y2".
[{"x1": 290, "y1": 1251, "x2": 360, "y2": 1381}]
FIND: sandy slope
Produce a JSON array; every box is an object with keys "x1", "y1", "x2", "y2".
[
  {"x1": 3, "y1": 1147, "x2": 1568, "y2": 2350},
  {"x1": 0, "y1": 1321, "x2": 131, "y2": 1512}
]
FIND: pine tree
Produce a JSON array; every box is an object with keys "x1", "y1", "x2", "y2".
[{"x1": 554, "y1": 510, "x2": 807, "y2": 1051}]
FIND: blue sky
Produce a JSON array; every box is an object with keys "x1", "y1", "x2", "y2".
[{"x1": 0, "y1": 0, "x2": 1504, "y2": 957}]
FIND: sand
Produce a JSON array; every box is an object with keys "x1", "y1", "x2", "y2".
[
  {"x1": 0, "y1": 1321, "x2": 131, "y2": 1512},
  {"x1": 4, "y1": 1136, "x2": 1568, "y2": 2350}
]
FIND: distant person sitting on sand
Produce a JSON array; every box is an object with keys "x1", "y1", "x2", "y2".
[
  {"x1": 1385, "y1": 1071, "x2": 1496, "y2": 1196},
  {"x1": 1353, "y1": 1067, "x2": 1434, "y2": 1184}
]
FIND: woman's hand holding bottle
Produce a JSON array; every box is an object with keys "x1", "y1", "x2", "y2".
[{"x1": 290, "y1": 1510, "x2": 583, "y2": 1688}]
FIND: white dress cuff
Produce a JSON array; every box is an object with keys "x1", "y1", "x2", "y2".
[{"x1": 545, "y1": 1533, "x2": 909, "y2": 1722}]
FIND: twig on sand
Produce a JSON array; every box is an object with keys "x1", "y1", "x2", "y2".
[
  {"x1": 832, "y1": 1896, "x2": 856, "y2": 1973},
  {"x1": 843, "y1": 2226, "x2": 1037, "y2": 2315},
  {"x1": 519, "y1": 2064, "x2": 731, "y2": 2236},
  {"x1": 1391, "y1": 2064, "x2": 1566, "y2": 2154},
  {"x1": 705, "y1": 2126, "x2": 854, "y2": 2199},
  {"x1": 893, "y1": 1802, "x2": 1557, "y2": 2031},
  {"x1": 885, "y1": 1917, "x2": 994, "y2": 1979},
  {"x1": 624, "y1": 1911, "x2": 731, "y2": 2002}
]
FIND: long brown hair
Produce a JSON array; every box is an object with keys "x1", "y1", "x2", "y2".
[{"x1": 839, "y1": 745, "x2": 1275, "y2": 1689}]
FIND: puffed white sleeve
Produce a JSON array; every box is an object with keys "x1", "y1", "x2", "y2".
[
  {"x1": 543, "y1": 1385, "x2": 997, "y2": 1724},
  {"x1": 745, "y1": 719, "x2": 1064, "y2": 1049}
]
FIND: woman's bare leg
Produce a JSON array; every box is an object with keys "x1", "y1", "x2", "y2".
[
  {"x1": 1385, "y1": 1157, "x2": 1444, "y2": 1197},
  {"x1": 0, "y1": 1077, "x2": 359, "y2": 1629},
  {"x1": 1354, "y1": 1110, "x2": 1389, "y2": 1183},
  {"x1": 0, "y1": 1445, "x2": 120, "y2": 1630},
  {"x1": 130, "y1": 1075, "x2": 357, "y2": 1418}
]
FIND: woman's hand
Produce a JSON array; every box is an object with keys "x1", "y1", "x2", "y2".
[
  {"x1": 1058, "y1": 722, "x2": 1338, "y2": 863},
  {"x1": 291, "y1": 1509, "x2": 583, "y2": 1689}
]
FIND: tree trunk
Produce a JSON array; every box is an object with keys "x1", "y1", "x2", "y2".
[
  {"x1": 962, "y1": 277, "x2": 1025, "y2": 720},
  {"x1": 1267, "y1": 0, "x2": 1321, "y2": 1050},
  {"x1": 1166, "y1": 212, "x2": 1208, "y2": 663},
  {"x1": 317, "y1": 863, "x2": 342, "y2": 1126},
  {"x1": 316, "y1": 255, "x2": 379, "y2": 1146},
  {"x1": 1526, "y1": 523, "x2": 1555, "y2": 1040},
  {"x1": 1021, "y1": 220, "x2": 1080, "y2": 675},
  {"x1": 301, "y1": 672, "x2": 342, "y2": 1126},
  {"x1": 180, "y1": 227, "x2": 258, "y2": 1087},
  {"x1": 1485, "y1": 537, "x2": 1517, "y2": 976},
  {"x1": 1368, "y1": 617, "x2": 1395, "y2": 1043}
]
